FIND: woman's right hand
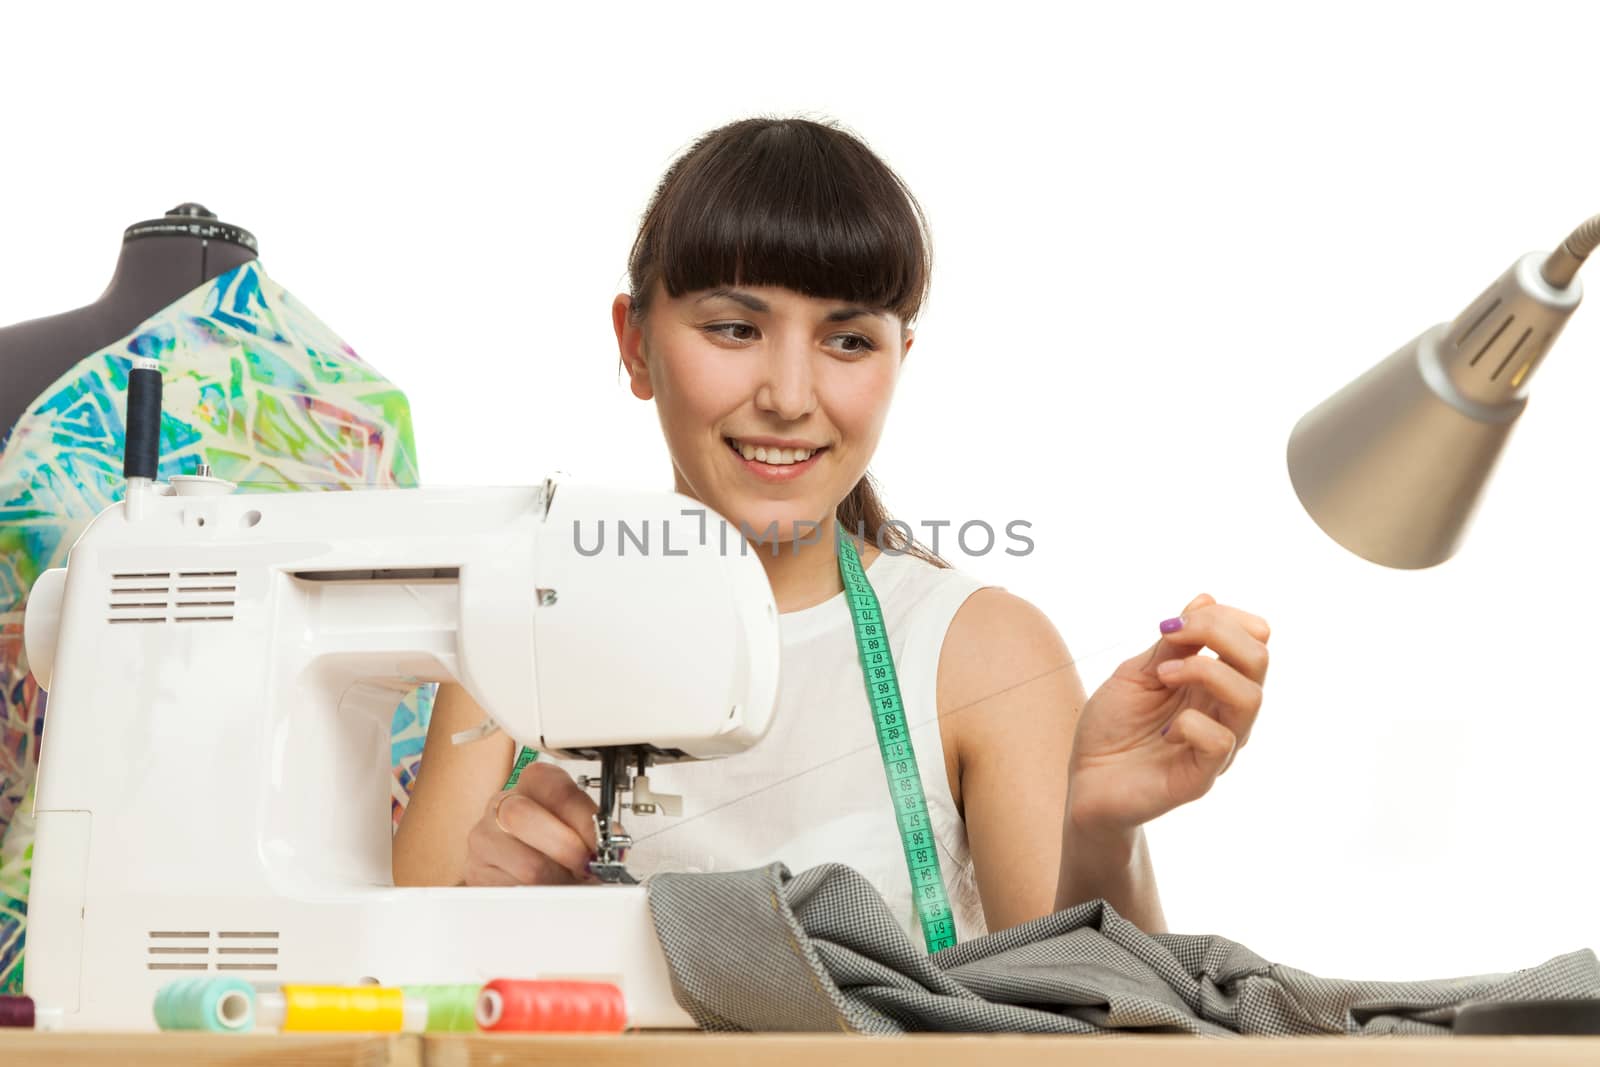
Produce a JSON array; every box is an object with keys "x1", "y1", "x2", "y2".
[{"x1": 463, "y1": 762, "x2": 611, "y2": 886}]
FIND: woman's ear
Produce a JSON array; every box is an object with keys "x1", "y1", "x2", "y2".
[
  {"x1": 612, "y1": 294, "x2": 654, "y2": 401},
  {"x1": 901, "y1": 329, "x2": 915, "y2": 365}
]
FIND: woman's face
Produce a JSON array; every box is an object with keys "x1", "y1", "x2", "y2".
[{"x1": 612, "y1": 281, "x2": 911, "y2": 547}]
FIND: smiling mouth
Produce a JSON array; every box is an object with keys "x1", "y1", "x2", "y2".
[{"x1": 724, "y1": 437, "x2": 829, "y2": 467}]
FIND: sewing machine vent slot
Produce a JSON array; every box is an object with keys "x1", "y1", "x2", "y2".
[
  {"x1": 146, "y1": 929, "x2": 279, "y2": 971},
  {"x1": 108, "y1": 570, "x2": 238, "y2": 624}
]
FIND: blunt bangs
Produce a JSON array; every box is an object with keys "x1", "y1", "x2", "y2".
[{"x1": 633, "y1": 119, "x2": 930, "y2": 327}]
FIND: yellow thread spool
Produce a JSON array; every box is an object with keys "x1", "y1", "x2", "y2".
[{"x1": 264, "y1": 985, "x2": 406, "y2": 1032}]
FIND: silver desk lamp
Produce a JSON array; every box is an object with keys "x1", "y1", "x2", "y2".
[
  {"x1": 1288, "y1": 213, "x2": 1598, "y2": 569},
  {"x1": 1285, "y1": 213, "x2": 1600, "y2": 1035}
]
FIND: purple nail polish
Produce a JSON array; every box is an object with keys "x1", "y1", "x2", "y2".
[{"x1": 1160, "y1": 616, "x2": 1185, "y2": 634}]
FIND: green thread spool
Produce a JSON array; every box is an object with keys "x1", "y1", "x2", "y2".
[
  {"x1": 153, "y1": 976, "x2": 255, "y2": 1032},
  {"x1": 403, "y1": 984, "x2": 480, "y2": 1031}
]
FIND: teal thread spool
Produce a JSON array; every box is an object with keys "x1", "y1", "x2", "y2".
[
  {"x1": 403, "y1": 984, "x2": 480, "y2": 1031},
  {"x1": 153, "y1": 976, "x2": 255, "y2": 1032}
]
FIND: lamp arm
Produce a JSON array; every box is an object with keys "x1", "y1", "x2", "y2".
[{"x1": 1540, "y1": 212, "x2": 1600, "y2": 289}]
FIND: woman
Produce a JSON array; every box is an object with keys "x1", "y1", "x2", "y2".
[{"x1": 392, "y1": 116, "x2": 1271, "y2": 942}]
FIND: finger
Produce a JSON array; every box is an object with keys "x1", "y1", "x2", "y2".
[
  {"x1": 508, "y1": 850, "x2": 582, "y2": 886},
  {"x1": 1180, "y1": 595, "x2": 1270, "y2": 642},
  {"x1": 465, "y1": 851, "x2": 581, "y2": 887},
  {"x1": 515, "y1": 763, "x2": 602, "y2": 853},
  {"x1": 463, "y1": 819, "x2": 580, "y2": 886},
  {"x1": 1155, "y1": 606, "x2": 1269, "y2": 684},
  {"x1": 463, "y1": 859, "x2": 521, "y2": 887},
  {"x1": 1165, "y1": 598, "x2": 1270, "y2": 641},
  {"x1": 1162, "y1": 708, "x2": 1237, "y2": 789},
  {"x1": 486, "y1": 851, "x2": 580, "y2": 886},
  {"x1": 490, "y1": 791, "x2": 595, "y2": 880},
  {"x1": 1147, "y1": 594, "x2": 1216, "y2": 667},
  {"x1": 1155, "y1": 655, "x2": 1262, "y2": 743},
  {"x1": 1236, "y1": 609, "x2": 1271, "y2": 644},
  {"x1": 1217, "y1": 745, "x2": 1241, "y2": 777},
  {"x1": 469, "y1": 813, "x2": 584, "y2": 885}
]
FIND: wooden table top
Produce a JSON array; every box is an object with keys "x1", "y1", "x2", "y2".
[{"x1": 4, "y1": 1031, "x2": 1600, "y2": 1066}]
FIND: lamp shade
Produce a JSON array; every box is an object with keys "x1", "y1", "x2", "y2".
[{"x1": 1287, "y1": 252, "x2": 1581, "y2": 569}]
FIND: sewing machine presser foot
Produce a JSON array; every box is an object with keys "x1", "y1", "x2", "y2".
[{"x1": 585, "y1": 748, "x2": 643, "y2": 884}]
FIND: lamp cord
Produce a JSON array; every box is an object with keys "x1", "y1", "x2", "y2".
[{"x1": 1540, "y1": 212, "x2": 1600, "y2": 289}]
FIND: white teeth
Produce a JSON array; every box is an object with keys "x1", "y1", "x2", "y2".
[{"x1": 731, "y1": 439, "x2": 817, "y2": 466}]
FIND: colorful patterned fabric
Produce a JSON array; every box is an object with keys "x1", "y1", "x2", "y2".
[{"x1": 0, "y1": 261, "x2": 435, "y2": 993}]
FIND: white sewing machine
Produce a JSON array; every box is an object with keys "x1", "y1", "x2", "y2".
[{"x1": 19, "y1": 365, "x2": 781, "y2": 1031}]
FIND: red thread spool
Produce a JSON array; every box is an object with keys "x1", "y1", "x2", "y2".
[
  {"x1": 475, "y1": 979, "x2": 626, "y2": 1033},
  {"x1": 0, "y1": 995, "x2": 35, "y2": 1028}
]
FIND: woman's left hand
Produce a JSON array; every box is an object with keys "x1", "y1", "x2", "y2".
[{"x1": 1064, "y1": 593, "x2": 1271, "y2": 836}]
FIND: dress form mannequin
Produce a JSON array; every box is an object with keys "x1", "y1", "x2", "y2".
[
  {"x1": 0, "y1": 209, "x2": 435, "y2": 995},
  {"x1": 0, "y1": 203, "x2": 258, "y2": 443}
]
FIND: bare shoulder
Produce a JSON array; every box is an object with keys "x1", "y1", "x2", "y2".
[
  {"x1": 938, "y1": 588, "x2": 1075, "y2": 715},
  {"x1": 936, "y1": 588, "x2": 1088, "y2": 811}
]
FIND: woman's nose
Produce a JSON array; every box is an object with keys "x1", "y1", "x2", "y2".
[{"x1": 754, "y1": 345, "x2": 816, "y2": 421}]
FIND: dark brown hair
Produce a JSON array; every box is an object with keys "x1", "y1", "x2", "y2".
[{"x1": 624, "y1": 115, "x2": 948, "y2": 568}]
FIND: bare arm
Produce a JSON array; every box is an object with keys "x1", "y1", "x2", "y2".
[
  {"x1": 391, "y1": 682, "x2": 517, "y2": 887},
  {"x1": 940, "y1": 589, "x2": 1167, "y2": 933}
]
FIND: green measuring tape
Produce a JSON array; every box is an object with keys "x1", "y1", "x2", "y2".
[
  {"x1": 838, "y1": 535, "x2": 957, "y2": 953},
  {"x1": 500, "y1": 536, "x2": 957, "y2": 953},
  {"x1": 505, "y1": 744, "x2": 538, "y2": 788}
]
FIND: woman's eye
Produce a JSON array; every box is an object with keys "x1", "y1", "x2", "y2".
[
  {"x1": 834, "y1": 333, "x2": 878, "y2": 356},
  {"x1": 704, "y1": 324, "x2": 876, "y2": 354}
]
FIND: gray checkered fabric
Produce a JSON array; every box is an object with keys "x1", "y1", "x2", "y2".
[{"x1": 644, "y1": 863, "x2": 1600, "y2": 1034}]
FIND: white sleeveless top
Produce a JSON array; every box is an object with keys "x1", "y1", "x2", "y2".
[{"x1": 548, "y1": 548, "x2": 998, "y2": 944}]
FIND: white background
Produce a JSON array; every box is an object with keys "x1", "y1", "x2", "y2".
[{"x1": 3, "y1": 0, "x2": 1598, "y2": 981}]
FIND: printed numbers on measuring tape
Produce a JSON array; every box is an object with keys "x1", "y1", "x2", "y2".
[
  {"x1": 838, "y1": 537, "x2": 957, "y2": 954},
  {"x1": 504, "y1": 746, "x2": 539, "y2": 789}
]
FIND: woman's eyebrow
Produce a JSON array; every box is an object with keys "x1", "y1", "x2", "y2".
[
  {"x1": 695, "y1": 287, "x2": 888, "y2": 323},
  {"x1": 824, "y1": 306, "x2": 888, "y2": 324},
  {"x1": 697, "y1": 287, "x2": 768, "y2": 312}
]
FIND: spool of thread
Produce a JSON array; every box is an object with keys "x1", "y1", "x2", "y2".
[
  {"x1": 401, "y1": 985, "x2": 480, "y2": 1032},
  {"x1": 123, "y1": 357, "x2": 163, "y2": 481},
  {"x1": 255, "y1": 985, "x2": 428, "y2": 1032},
  {"x1": 0, "y1": 994, "x2": 35, "y2": 1028},
  {"x1": 476, "y1": 979, "x2": 626, "y2": 1033},
  {"x1": 153, "y1": 977, "x2": 255, "y2": 1032}
]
